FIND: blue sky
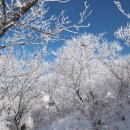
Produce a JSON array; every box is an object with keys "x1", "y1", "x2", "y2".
[{"x1": 45, "y1": 0, "x2": 130, "y2": 60}]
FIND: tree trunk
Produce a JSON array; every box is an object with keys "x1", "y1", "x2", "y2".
[
  {"x1": 14, "y1": 119, "x2": 20, "y2": 130},
  {"x1": 15, "y1": 122, "x2": 19, "y2": 130}
]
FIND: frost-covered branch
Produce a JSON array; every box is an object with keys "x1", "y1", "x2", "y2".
[
  {"x1": 0, "y1": 0, "x2": 91, "y2": 48},
  {"x1": 55, "y1": 1, "x2": 91, "y2": 34},
  {"x1": 115, "y1": 23, "x2": 130, "y2": 46},
  {"x1": 114, "y1": 1, "x2": 130, "y2": 18},
  {"x1": 0, "y1": 0, "x2": 70, "y2": 36},
  {"x1": 0, "y1": 0, "x2": 39, "y2": 36},
  {"x1": 114, "y1": 1, "x2": 130, "y2": 46}
]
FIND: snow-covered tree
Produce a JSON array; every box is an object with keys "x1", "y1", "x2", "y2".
[
  {"x1": 0, "y1": 48, "x2": 50, "y2": 130},
  {"x1": 51, "y1": 33, "x2": 122, "y2": 130}
]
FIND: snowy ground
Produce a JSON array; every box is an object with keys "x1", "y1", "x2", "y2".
[{"x1": 38, "y1": 113, "x2": 92, "y2": 130}]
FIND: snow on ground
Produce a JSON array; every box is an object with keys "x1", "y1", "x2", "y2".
[{"x1": 38, "y1": 113, "x2": 92, "y2": 130}]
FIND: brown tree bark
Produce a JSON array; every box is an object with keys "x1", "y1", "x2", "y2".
[{"x1": 0, "y1": 0, "x2": 39, "y2": 37}]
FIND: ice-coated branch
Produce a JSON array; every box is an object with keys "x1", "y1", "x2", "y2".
[
  {"x1": 114, "y1": 1, "x2": 130, "y2": 46},
  {"x1": 0, "y1": 0, "x2": 91, "y2": 48},
  {"x1": 115, "y1": 23, "x2": 130, "y2": 46},
  {"x1": 0, "y1": 0, "x2": 39, "y2": 37},
  {"x1": 54, "y1": 1, "x2": 91, "y2": 35},
  {"x1": 114, "y1": 1, "x2": 130, "y2": 18},
  {"x1": 0, "y1": 0, "x2": 70, "y2": 37}
]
